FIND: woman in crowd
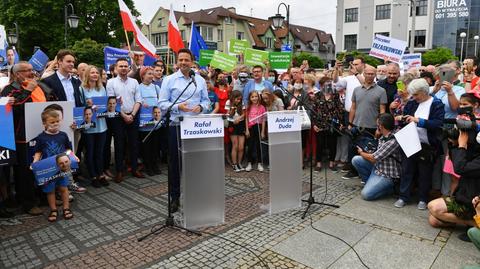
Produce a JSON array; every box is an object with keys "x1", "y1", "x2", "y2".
[
  {"x1": 225, "y1": 91, "x2": 246, "y2": 172},
  {"x1": 395, "y1": 79, "x2": 445, "y2": 210},
  {"x1": 80, "y1": 65, "x2": 109, "y2": 187},
  {"x1": 390, "y1": 73, "x2": 415, "y2": 129}
]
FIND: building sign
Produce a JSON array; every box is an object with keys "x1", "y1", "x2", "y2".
[
  {"x1": 434, "y1": 0, "x2": 470, "y2": 20},
  {"x1": 180, "y1": 116, "x2": 224, "y2": 139}
]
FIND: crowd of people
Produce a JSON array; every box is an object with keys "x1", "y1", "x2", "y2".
[{"x1": 1, "y1": 47, "x2": 480, "y2": 250}]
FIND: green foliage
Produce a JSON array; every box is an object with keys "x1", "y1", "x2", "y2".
[
  {"x1": 336, "y1": 50, "x2": 382, "y2": 67},
  {"x1": 0, "y1": 0, "x2": 139, "y2": 60},
  {"x1": 71, "y1": 38, "x2": 105, "y2": 67},
  {"x1": 422, "y1": 47, "x2": 457, "y2": 66},
  {"x1": 293, "y1": 52, "x2": 325, "y2": 68}
]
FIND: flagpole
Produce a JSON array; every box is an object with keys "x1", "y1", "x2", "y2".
[
  {"x1": 166, "y1": 42, "x2": 170, "y2": 75},
  {"x1": 124, "y1": 30, "x2": 132, "y2": 52}
]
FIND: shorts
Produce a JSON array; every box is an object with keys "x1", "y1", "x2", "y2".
[
  {"x1": 42, "y1": 177, "x2": 69, "y2": 193},
  {"x1": 444, "y1": 196, "x2": 475, "y2": 220},
  {"x1": 231, "y1": 122, "x2": 245, "y2": 136}
]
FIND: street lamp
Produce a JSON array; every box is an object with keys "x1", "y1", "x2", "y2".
[
  {"x1": 460, "y1": 32, "x2": 467, "y2": 62},
  {"x1": 269, "y1": 3, "x2": 290, "y2": 49},
  {"x1": 64, "y1": 3, "x2": 80, "y2": 48},
  {"x1": 7, "y1": 22, "x2": 19, "y2": 51},
  {"x1": 474, "y1": 35, "x2": 479, "y2": 57}
]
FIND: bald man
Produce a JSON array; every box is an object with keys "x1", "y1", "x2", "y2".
[
  {"x1": 377, "y1": 63, "x2": 400, "y2": 109},
  {"x1": 77, "y1": 63, "x2": 88, "y2": 81}
]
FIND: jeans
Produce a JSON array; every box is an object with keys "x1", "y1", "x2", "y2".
[
  {"x1": 351, "y1": 156, "x2": 372, "y2": 182},
  {"x1": 83, "y1": 131, "x2": 107, "y2": 178},
  {"x1": 352, "y1": 156, "x2": 395, "y2": 200}
]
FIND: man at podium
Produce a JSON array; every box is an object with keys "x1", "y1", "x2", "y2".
[{"x1": 158, "y1": 48, "x2": 210, "y2": 212}]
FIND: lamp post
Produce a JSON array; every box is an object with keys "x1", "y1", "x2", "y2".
[
  {"x1": 474, "y1": 35, "x2": 479, "y2": 57},
  {"x1": 460, "y1": 32, "x2": 467, "y2": 62},
  {"x1": 64, "y1": 3, "x2": 80, "y2": 48},
  {"x1": 7, "y1": 22, "x2": 19, "y2": 52},
  {"x1": 269, "y1": 3, "x2": 290, "y2": 49}
]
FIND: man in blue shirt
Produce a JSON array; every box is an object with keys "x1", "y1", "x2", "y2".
[
  {"x1": 242, "y1": 65, "x2": 274, "y2": 104},
  {"x1": 158, "y1": 48, "x2": 210, "y2": 212}
]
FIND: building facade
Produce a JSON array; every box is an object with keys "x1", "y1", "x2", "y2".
[{"x1": 336, "y1": 0, "x2": 480, "y2": 58}]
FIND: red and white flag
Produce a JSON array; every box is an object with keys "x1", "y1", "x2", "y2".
[
  {"x1": 118, "y1": 0, "x2": 156, "y2": 57},
  {"x1": 168, "y1": 4, "x2": 184, "y2": 53}
]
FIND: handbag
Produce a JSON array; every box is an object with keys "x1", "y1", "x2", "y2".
[{"x1": 297, "y1": 106, "x2": 311, "y2": 130}]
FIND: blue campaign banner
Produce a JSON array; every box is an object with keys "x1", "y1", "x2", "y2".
[
  {"x1": 139, "y1": 106, "x2": 156, "y2": 132},
  {"x1": 28, "y1": 49, "x2": 49, "y2": 72},
  {"x1": 143, "y1": 54, "x2": 157, "y2": 67},
  {"x1": 0, "y1": 105, "x2": 16, "y2": 165},
  {"x1": 31, "y1": 152, "x2": 79, "y2": 186},
  {"x1": 91, "y1": 96, "x2": 120, "y2": 118},
  {"x1": 104, "y1": 46, "x2": 130, "y2": 73},
  {"x1": 73, "y1": 107, "x2": 96, "y2": 130}
]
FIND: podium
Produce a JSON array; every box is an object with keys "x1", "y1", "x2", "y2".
[
  {"x1": 267, "y1": 111, "x2": 303, "y2": 214},
  {"x1": 180, "y1": 114, "x2": 225, "y2": 229}
]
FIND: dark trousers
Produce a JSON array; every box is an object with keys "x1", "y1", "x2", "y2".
[
  {"x1": 13, "y1": 143, "x2": 36, "y2": 211},
  {"x1": 316, "y1": 131, "x2": 337, "y2": 162},
  {"x1": 247, "y1": 124, "x2": 261, "y2": 163},
  {"x1": 159, "y1": 126, "x2": 169, "y2": 162},
  {"x1": 168, "y1": 126, "x2": 181, "y2": 201},
  {"x1": 104, "y1": 117, "x2": 123, "y2": 172},
  {"x1": 399, "y1": 155, "x2": 434, "y2": 202},
  {"x1": 106, "y1": 116, "x2": 139, "y2": 172},
  {"x1": 139, "y1": 129, "x2": 161, "y2": 171},
  {"x1": 84, "y1": 131, "x2": 107, "y2": 178}
]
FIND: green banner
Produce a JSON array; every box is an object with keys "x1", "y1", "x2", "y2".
[
  {"x1": 244, "y1": 48, "x2": 269, "y2": 67},
  {"x1": 209, "y1": 51, "x2": 238, "y2": 72},
  {"x1": 269, "y1": 52, "x2": 292, "y2": 69},
  {"x1": 199, "y1": 50, "x2": 215, "y2": 66},
  {"x1": 229, "y1": 39, "x2": 250, "y2": 54}
]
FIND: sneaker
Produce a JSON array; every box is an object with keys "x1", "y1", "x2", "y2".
[
  {"x1": 341, "y1": 163, "x2": 352, "y2": 172},
  {"x1": 342, "y1": 171, "x2": 358, "y2": 179},
  {"x1": 233, "y1": 164, "x2": 241, "y2": 172},
  {"x1": 394, "y1": 199, "x2": 406, "y2": 208},
  {"x1": 238, "y1": 163, "x2": 245, "y2": 171},
  {"x1": 360, "y1": 180, "x2": 366, "y2": 185},
  {"x1": 245, "y1": 162, "x2": 252, "y2": 172},
  {"x1": 417, "y1": 201, "x2": 427, "y2": 210},
  {"x1": 257, "y1": 163, "x2": 264, "y2": 172},
  {"x1": 68, "y1": 182, "x2": 86, "y2": 193},
  {"x1": 26, "y1": 206, "x2": 43, "y2": 216}
]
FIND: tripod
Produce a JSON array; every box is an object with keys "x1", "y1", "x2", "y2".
[
  {"x1": 276, "y1": 84, "x2": 339, "y2": 218},
  {"x1": 138, "y1": 79, "x2": 202, "y2": 242}
]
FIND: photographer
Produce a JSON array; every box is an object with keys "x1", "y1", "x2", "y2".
[
  {"x1": 352, "y1": 113, "x2": 403, "y2": 200},
  {"x1": 428, "y1": 130, "x2": 480, "y2": 232},
  {"x1": 395, "y1": 79, "x2": 445, "y2": 210}
]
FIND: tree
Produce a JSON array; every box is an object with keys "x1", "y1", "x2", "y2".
[
  {"x1": 0, "y1": 0, "x2": 139, "y2": 60},
  {"x1": 71, "y1": 38, "x2": 105, "y2": 67},
  {"x1": 422, "y1": 47, "x2": 457, "y2": 66},
  {"x1": 293, "y1": 52, "x2": 325, "y2": 68},
  {"x1": 336, "y1": 50, "x2": 382, "y2": 67}
]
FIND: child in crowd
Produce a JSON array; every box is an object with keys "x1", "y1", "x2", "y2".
[
  {"x1": 225, "y1": 91, "x2": 246, "y2": 172},
  {"x1": 32, "y1": 109, "x2": 78, "y2": 222},
  {"x1": 245, "y1": 91, "x2": 266, "y2": 172}
]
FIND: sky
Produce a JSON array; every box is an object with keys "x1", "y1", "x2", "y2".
[{"x1": 132, "y1": 0, "x2": 338, "y2": 38}]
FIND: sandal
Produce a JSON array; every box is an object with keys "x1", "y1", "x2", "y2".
[
  {"x1": 48, "y1": 209, "x2": 58, "y2": 222},
  {"x1": 63, "y1": 208, "x2": 73, "y2": 220}
]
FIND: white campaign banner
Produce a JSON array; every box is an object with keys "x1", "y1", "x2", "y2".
[
  {"x1": 267, "y1": 111, "x2": 301, "y2": 134},
  {"x1": 402, "y1": 53, "x2": 422, "y2": 70},
  {"x1": 180, "y1": 115, "x2": 224, "y2": 139},
  {"x1": 369, "y1": 34, "x2": 407, "y2": 63}
]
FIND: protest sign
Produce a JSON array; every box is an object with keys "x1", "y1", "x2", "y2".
[
  {"x1": 369, "y1": 34, "x2": 407, "y2": 63},
  {"x1": 31, "y1": 151, "x2": 79, "y2": 186},
  {"x1": 73, "y1": 107, "x2": 96, "y2": 130},
  {"x1": 229, "y1": 39, "x2": 250, "y2": 54},
  {"x1": 28, "y1": 49, "x2": 49, "y2": 72},
  {"x1": 199, "y1": 50, "x2": 215, "y2": 67},
  {"x1": 104, "y1": 46, "x2": 131, "y2": 73},
  {"x1": 139, "y1": 106, "x2": 162, "y2": 132},
  {"x1": 401, "y1": 53, "x2": 422, "y2": 70},
  {"x1": 269, "y1": 52, "x2": 292, "y2": 69},
  {"x1": 91, "y1": 96, "x2": 121, "y2": 118},
  {"x1": 209, "y1": 51, "x2": 238, "y2": 72},
  {"x1": 244, "y1": 48, "x2": 269, "y2": 67},
  {"x1": 0, "y1": 104, "x2": 16, "y2": 165}
]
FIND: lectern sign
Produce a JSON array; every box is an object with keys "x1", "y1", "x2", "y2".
[
  {"x1": 267, "y1": 111, "x2": 301, "y2": 133},
  {"x1": 180, "y1": 116, "x2": 224, "y2": 139}
]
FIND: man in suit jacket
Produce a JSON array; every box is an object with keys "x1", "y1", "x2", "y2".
[{"x1": 42, "y1": 50, "x2": 84, "y2": 107}]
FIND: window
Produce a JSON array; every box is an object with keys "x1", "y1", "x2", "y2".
[
  {"x1": 376, "y1": 4, "x2": 391, "y2": 20},
  {"x1": 375, "y1": 32, "x2": 390, "y2": 37},
  {"x1": 225, "y1": 17, "x2": 232, "y2": 24},
  {"x1": 411, "y1": 0, "x2": 428, "y2": 16},
  {"x1": 345, "y1": 8, "x2": 358, "y2": 23},
  {"x1": 266, "y1": 37, "x2": 273, "y2": 48},
  {"x1": 200, "y1": 26, "x2": 213, "y2": 41},
  {"x1": 218, "y1": 29, "x2": 223, "y2": 42},
  {"x1": 157, "y1": 18, "x2": 164, "y2": 27},
  {"x1": 152, "y1": 33, "x2": 168, "y2": 46},
  {"x1": 312, "y1": 42, "x2": 319, "y2": 51},
  {"x1": 409, "y1": 30, "x2": 426, "y2": 47},
  {"x1": 237, "y1": 31, "x2": 245, "y2": 40},
  {"x1": 180, "y1": 30, "x2": 185, "y2": 41},
  {"x1": 344, "y1": 34, "x2": 357, "y2": 51}
]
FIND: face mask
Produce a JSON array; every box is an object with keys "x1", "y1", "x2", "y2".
[
  {"x1": 293, "y1": 83, "x2": 303, "y2": 90},
  {"x1": 458, "y1": 106, "x2": 473, "y2": 115},
  {"x1": 377, "y1": 74, "x2": 386, "y2": 81},
  {"x1": 281, "y1": 80, "x2": 289, "y2": 89},
  {"x1": 217, "y1": 78, "x2": 227, "y2": 85},
  {"x1": 267, "y1": 76, "x2": 275, "y2": 83}
]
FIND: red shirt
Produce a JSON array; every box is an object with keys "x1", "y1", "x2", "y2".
[{"x1": 214, "y1": 87, "x2": 229, "y2": 114}]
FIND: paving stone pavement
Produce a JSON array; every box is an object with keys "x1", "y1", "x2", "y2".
[{"x1": 0, "y1": 167, "x2": 479, "y2": 268}]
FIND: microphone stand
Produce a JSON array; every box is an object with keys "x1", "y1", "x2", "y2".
[
  {"x1": 276, "y1": 83, "x2": 339, "y2": 219},
  {"x1": 138, "y1": 77, "x2": 201, "y2": 242}
]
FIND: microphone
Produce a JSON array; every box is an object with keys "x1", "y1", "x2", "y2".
[{"x1": 189, "y1": 69, "x2": 197, "y2": 87}]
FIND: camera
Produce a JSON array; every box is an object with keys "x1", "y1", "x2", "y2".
[{"x1": 443, "y1": 107, "x2": 479, "y2": 140}]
